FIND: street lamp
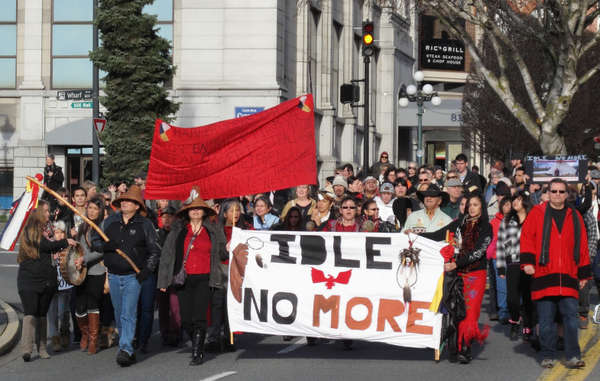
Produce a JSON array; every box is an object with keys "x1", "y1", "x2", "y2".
[{"x1": 399, "y1": 71, "x2": 441, "y2": 166}]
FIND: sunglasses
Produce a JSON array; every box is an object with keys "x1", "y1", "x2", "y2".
[
  {"x1": 368, "y1": 208, "x2": 379, "y2": 211},
  {"x1": 408, "y1": 167, "x2": 416, "y2": 170},
  {"x1": 419, "y1": 178, "x2": 429, "y2": 182},
  {"x1": 341, "y1": 206, "x2": 356, "y2": 210},
  {"x1": 381, "y1": 156, "x2": 388, "y2": 159},
  {"x1": 447, "y1": 176, "x2": 457, "y2": 179},
  {"x1": 550, "y1": 190, "x2": 566, "y2": 194}
]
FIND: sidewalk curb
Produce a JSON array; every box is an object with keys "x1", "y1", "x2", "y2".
[{"x1": 0, "y1": 299, "x2": 20, "y2": 356}]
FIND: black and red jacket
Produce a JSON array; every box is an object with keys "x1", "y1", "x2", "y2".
[{"x1": 520, "y1": 202, "x2": 591, "y2": 300}]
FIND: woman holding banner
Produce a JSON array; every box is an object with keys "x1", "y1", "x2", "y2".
[
  {"x1": 73, "y1": 196, "x2": 106, "y2": 355},
  {"x1": 206, "y1": 199, "x2": 252, "y2": 352},
  {"x1": 157, "y1": 194, "x2": 227, "y2": 366},
  {"x1": 18, "y1": 200, "x2": 77, "y2": 362},
  {"x1": 322, "y1": 196, "x2": 360, "y2": 350},
  {"x1": 418, "y1": 193, "x2": 492, "y2": 364}
]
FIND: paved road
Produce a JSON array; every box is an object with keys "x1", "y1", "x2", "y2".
[{"x1": 1, "y1": 251, "x2": 599, "y2": 381}]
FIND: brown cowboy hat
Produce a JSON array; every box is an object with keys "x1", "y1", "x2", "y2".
[
  {"x1": 112, "y1": 184, "x2": 147, "y2": 216},
  {"x1": 176, "y1": 187, "x2": 216, "y2": 218}
]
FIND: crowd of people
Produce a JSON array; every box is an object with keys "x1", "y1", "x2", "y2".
[{"x1": 15, "y1": 152, "x2": 600, "y2": 369}]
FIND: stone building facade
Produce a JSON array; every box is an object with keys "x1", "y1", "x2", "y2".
[{"x1": 0, "y1": 0, "x2": 437, "y2": 206}]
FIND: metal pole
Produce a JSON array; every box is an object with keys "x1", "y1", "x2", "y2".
[
  {"x1": 92, "y1": 0, "x2": 100, "y2": 184},
  {"x1": 363, "y1": 55, "x2": 370, "y2": 175},
  {"x1": 417, "y1": 100, "x2": 423, "y2": 166}
]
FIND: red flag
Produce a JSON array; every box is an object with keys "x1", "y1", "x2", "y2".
[{"x1": 145, "y1": 95, "x2": 316, "y2": 200}]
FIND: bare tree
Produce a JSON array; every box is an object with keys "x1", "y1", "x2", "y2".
[
  {"x1": 420, "y1": 1, "x2": 600, "y2": 154},
  {"x1": 462, "y1": 15, "x2": 600, "y2": 161}
]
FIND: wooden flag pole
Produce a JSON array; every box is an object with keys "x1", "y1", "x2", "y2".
[{"x1": 26, "y1": 175, "x2": 140, "y2": 273}]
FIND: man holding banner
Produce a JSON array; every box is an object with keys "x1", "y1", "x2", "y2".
[
  {"x1": 92, "y1": 186, "x2": 161, "y2": 367},
  {"x1": 226, "y1": 225, "x2": 447, "y2": 354}
]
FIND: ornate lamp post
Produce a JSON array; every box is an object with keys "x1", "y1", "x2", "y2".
[{"x1": 399, "y1": 71, "x2": 442, "y2": 166}]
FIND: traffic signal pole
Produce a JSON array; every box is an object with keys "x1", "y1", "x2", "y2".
[
  {"x1": 361, "y1": 20, "x2": 374, "y2": 175},
  {"x1": 363, "y1": 55, "x2": 370, "y2": 175}
]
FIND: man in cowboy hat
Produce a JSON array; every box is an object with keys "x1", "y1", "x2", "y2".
[
  {"x1": 92, "y1": 185, "x2": 161, "y2": 367},
  {"x1": 401, "y1": 184, "x2": 452, "y2": 234}
]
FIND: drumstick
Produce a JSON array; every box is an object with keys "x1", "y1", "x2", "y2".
[{"x1": 26, "y1": 176, "x2": 140, "y2": 274}]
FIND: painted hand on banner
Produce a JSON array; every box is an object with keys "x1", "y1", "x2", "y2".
[{"x1": 231, "y1": 243, "x2": 249, "y2": 303}]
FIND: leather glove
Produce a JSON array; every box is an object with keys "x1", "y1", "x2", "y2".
[{"x1": 136, "y1": 268, "x2": 151, "y2": 284}]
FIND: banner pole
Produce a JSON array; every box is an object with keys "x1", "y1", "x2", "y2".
[{"x1": 26, "y1": 175, "x2": 140, "y2": 273}]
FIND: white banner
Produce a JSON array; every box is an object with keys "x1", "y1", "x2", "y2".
[{"x1": 227, "y1": 228, "x2": 446, "y2": 349}]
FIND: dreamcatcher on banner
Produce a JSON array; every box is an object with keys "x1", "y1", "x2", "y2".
[{"x1": 0, "y1": 174, "x2": 43, "y2": 251}]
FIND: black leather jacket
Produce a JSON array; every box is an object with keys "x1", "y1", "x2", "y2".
[{"x1": 92, "y1": 212, "x2": 161, "y2": 275}]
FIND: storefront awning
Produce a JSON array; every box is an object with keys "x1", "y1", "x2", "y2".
[
  {"x1": 397, "y1": 98, "x2": 463, "y2": 127},
  {"x1": 46, "y1": 118, "x2": 93, "y2": 146}
]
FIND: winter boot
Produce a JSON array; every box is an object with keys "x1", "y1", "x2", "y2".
[
  {"x1": 457, "y1": 345, "x2": 471, "y2": 364},
  {"x1": 37, "y1": 317, "x2": 50, "y2": 359},
  {"x1": 60, "y1": 311, "x2": 70, "y2": 348},
  {"x1": 510, "y1": 323, "x2": 520, "y2": 341},
  {"x1": 51, "y1": 336, "x2": 62, "y2": 352},
  {"x1": 76, "y1": 315, "x2": 89, "y2": 351},
  {"x1": 189, "y1": 329, "x2": 206, "y2": 366},
  {"x1": 99, "y1": 327, "x2": 109, "y2": 349},
  {"x1": 21, "y1": 315, "x2": 35, "y2": 362},
  {"x1": 87, "y1": 313, "x2": 100, "y2": 355}
]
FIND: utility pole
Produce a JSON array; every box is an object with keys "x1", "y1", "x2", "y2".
[{"x1": 92, "y1": 0, "x2": 100, "y2": 184}]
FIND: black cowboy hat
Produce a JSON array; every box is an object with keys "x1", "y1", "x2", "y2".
[{"x1": 417, "y1": 184, "x2": 449, "y2": 206}]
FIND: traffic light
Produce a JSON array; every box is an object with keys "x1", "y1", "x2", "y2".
[{"x1": 362, "y1": 20, "x2": 375, "y2": 56}]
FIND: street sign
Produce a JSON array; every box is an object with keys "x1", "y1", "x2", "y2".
[
  {"x1": 71, "y1": 101, "x2": 93, "y2": 109},
  {"x1": 57, "y1": 89, "x2": 92, "y2": 101},
  {"x1": 93, "y1": 118, "x2": 106, "y2": 133},
  {"x1": 235, "y1": 107, "x2": 264, "y2": 118}
]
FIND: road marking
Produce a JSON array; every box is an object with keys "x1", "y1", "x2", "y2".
[
  {"x1": 537, "y1": 322, "x2": 600, "y2": 381},
  {"x1": 199, "y1": 371, "x2": 237, "y2": 381},
  {"x1": 0, "y1": 264, "x2": 18, "y2": 268},
  {"x1": 277, "y1": 337, "x2": 307, "y2": 354}
]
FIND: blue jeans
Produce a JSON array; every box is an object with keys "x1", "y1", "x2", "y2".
[
  {"x1": 136, "y1": 273, "x2": 157, "y2": 346},
  {"x1": 492, "y1": 259, "x2": 509, "y2": 319},
  {"x1": 108, "y1": 273, "x2": 142, "y2": 355},
  {"x1": 592, "y1": 249, "x2": 600, "y2": 281},
  {"x1": 537, "y1": 297, "x2": 580, "y2": 360}
]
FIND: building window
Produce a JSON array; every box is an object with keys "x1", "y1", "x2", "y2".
[
  {"x1": 144, "y1": 0, "x2": 174, "y2": 47},
  {"x1": 0, "y1": 0, "x2": 17, "y2": 88},
  {"x1": 52, "y1": 0, "x2": 94, "y2": 89}
]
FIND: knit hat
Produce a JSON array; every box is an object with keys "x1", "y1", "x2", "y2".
[
  {"x1": 363, "y1": 176, "x2": 378, "y2": 185},
  {"x1": 495, "y1": 181, "x2": 511, "y2": 197},
  {"x1": 332, "y1": 175, "x2": 348, "y2": 189},
  {"x1": 161, "y1": 206, "x2": 177, "y2": 215},
  {"x1": 52, "y1": 220, "x2": 67, "y2": 232}
]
